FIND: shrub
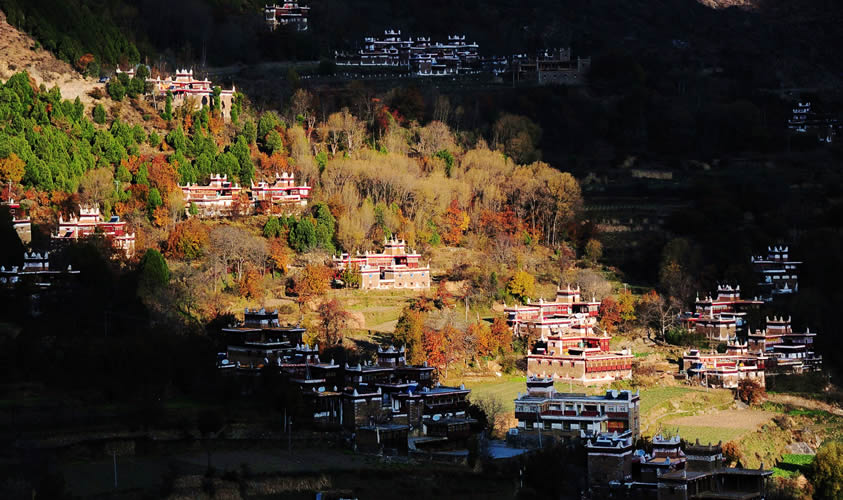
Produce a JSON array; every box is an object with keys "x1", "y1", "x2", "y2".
[{"x1": 736, "y1": 378, "x2": 765, "y2": 406}]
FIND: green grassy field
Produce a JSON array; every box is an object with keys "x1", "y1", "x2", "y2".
[{"x1": 772, "y1": 454, "x2": 814, "y2": 478}]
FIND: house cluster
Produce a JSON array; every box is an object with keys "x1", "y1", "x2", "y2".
[
  {"x1": 145, "y1": 69, "x2": 236, "y2": 121},
  {"x1": 3, "y1": 196, "x2": 136, "y2": 258},
  {"x1": 683, "y1": 314, "x2": 823, "y2": 388},
  {"x1": 680, "y1": 285, "x2": 763, "y2": 342},
  {"x1": 180, "y1": 173, "x2": 311, "y2": 217},
  {"x1": 586, "y1": 432, "x2": 771, "y2": 500},
  {"x1": 335, "y1": 30, "x2": 481, "y2": 76},
  {"x1": 513, "y1": 48, "x2": 591, "y2": 85},
  {"x1": 787, "y1": 101, "x2": 839, "y2": 144},
  {"x1": 331, "y1": 238, "x2": 431, "y2": 290},
  {"x1": 217, "y1": 308, "x2": 475, "y2": 458},
  {"x1": 264, "y1": 3, "x2": 309, "y2": 31},
  {"x1": 505, "y1": 285, "x2": 634, "y2": 383},
  {"x1": 0, "y1": 251, "x2": 81, "y2": 317},
  {"x1": 0, "y1": 251, "x2": 80, "y2": 290},
  {"x1": 677, "y1": 244, "x2": 821, "y2": 388},
  {"x1": 750, "y1": 246, "x2": 800, "y2": 302},
  {"x1": 51, "y1": 205, "x2": 136, "y2": 257},
  {"x1": 509, "y1": 376, "x2": 641, "y2": 447}
]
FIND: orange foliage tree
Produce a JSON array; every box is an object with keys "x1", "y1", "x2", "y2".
[
  {"x1": 598, "y1": 296, "x2": 622, "y2": 333},
  {"x1": 0, "y1": 153, "x2": 26, "y2": 183},
  {"x1": 238, "y1": 265, "x2": 264, "y2": 300},
  {"x1": 165, "y1": 219, "x2": 209, "y2": 259},
  {"x1": 268, "y1": 238, "x2": 291, "y2": 274},
  {"x1": 317, "y1": 298, "x2": 352, "y2": 346},
  {"x1": 152, "y1": 205, "x2": 170, "y2": 228},
  {"x1": 293, "y1": 264, "x2": 332, "y2": 310},
  {"x1": 440, "y1": 199, "x2": 470, "y2": 245},
  {"x1": 147, "y1": 155, "x2": 179, "y2": 197}
]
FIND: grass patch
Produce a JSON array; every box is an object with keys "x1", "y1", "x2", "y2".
[
  {"x1": 669, "y1": 425, "x2": 745, "y2": 444},
  {"x1": 773, "y1": 454, "x2": 814, "y2": 478},
  {"x1": 638, "y1": 386, "x2": 695, "y2": 415}
]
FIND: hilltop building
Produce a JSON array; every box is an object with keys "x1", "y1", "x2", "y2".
[
  {"x1": 750, "y1": 246, "x2": 801, "y2": 302},
  {"x1": 787, "y1": 101, "x2": 839, "y2": 143},
  {"x1": 681, "y1": 285, "x2": 763, "y2": 342},
  {"x1": 682, "y1": 315, "x2": 822, "y2": 387},
  {"x1": 513, "y1": 48, "x2": 591, "y2": 85},
  {"x1": 510, "y1": 376, "x2": 641, "y2": 446},
  {"x1": 748, "y1": 316, "x2": 822, "y2": 373},
  {"x1": 506, "y1": 286, "x2": 633, "y2": 382},
  {"x1": 332, "y1": 238, "x2": 431, "y2": 290},
  {"x1": 251, "y1": 172, "x2": 311, "y2": 210},
  {"x1": 683, "y1": 343, "x2": 766, "y2": 389},
  {"x1": 2, "y1": 197, "x2": 31, "y2": 244},
  {"x1": 335, "y1": 30, "x2": 481, "y2": 76},
  {"x1": 181, "y1": 173, "x2": 311, "y2": 217},
  {"x1": 146, "y1": 69, "x2": 235, "y2": 121},
  {"x1": 0, "y1": 251, "x2": 80, "y2": 290},
  {"x1": 180, "y1": 174, "x2": 244, "y2": 217},
  {"x1": 587, "y1": 433, "x2": 772, "y2": 499},
  {"x1": 51, "y1": 205, "x2": 135, "y2": 257},
  {"x1": 264, "y1": 3, "x2": 310, "y2": 31}
]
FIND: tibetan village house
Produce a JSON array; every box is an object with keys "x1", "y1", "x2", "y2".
[
  {"x1": 683, "y1": 343, "x2": 766, "y2": 389},
  {"x1": 335, "y1": 30, "x2": 481, "y2": 76},
  {"x1": 750, "y1": 246, "x2": 801, "y2": 301},
  {"x1": 506, "y1": 286, "x2": 633, "y2": 382},
  {"x1": 513, "y1": 48, "x2": 591, "y2": 85},
  {"x1": 680, "y1": 285, "x2": 763, "y2": 342},
  {"x1": 180, "y1": 174, "x2": 243, "y2": 217},
  {"x1": 146, "y1": 69, "x2": 235, "y2": 121},
  {"x1": 332, "y1": 238, "x2": 431, "y2": 290},
  {"x1": 2, "y1": 197, "x2": 31, "y2": 244},
  {"x1": 0, "y1": 251, "x2": 80, "y2": 290},
  {"x1": 748, "y1": 316, "x2": 822, "y2": 373},
  {"x1": 264, "y1": 3, "x2": 309, "y2": 31},
  {"x1": 51, "y1": 205, "x2": 136, "y2": 257},
  {"x1": 511, "y1": 377, "x2": 641, "y2": 446},
  {"x1": 251, "y1": 172, "x2": 311, "y2": 211},
  {"x1": 682, "y1": 315, "x2": 822, "y2": 387},
  {"x1": 587, "y1": 432, "x2": 772, "y2": 500}
]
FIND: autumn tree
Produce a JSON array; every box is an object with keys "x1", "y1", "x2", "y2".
[
  {"x1": 293, "y1": 264, "x2": 331, "y2": 310},
  {"x1": 394, "y1": 307, "x2": 426, "y2": 364},
  {"x1": 722, "y1": 441, "x2": 742, "y2": 466},
  {"x1": 166, "y1": 219, "x2": 209, "y2": 259},
  {"x1": 507, "y1": 271, "x2": 536, "y2": 304},
  {"x1": 423, "y1": 327, "x2": 447, "y2": 374},
  {"x1": 317, "y1": 299, "x2": 351, "y2": 346},
  {"x1": 736, "y1": 378, "x2": 765, "y2": 406},
  {"x1": 268, "y1": 238, "x2": 291, "y2": 274},
  {"x1": 0, "y1": 153, "x2": 25, "y2": 184},
  {"x1": 440, "y1": 199, "x2": 470, "y2": 245},
  {"x1": 617, "y1": 289, "x2": 638, "y2": 330},
  {"x1": 585, "y1": 239, "x2": 603, "y2": 264},
  {"x1": 238, "y1": 265, "x2": 264, "y2": 300},
  {"x1": 598, "y1": 296, "x2": 622, "y2": 333},
  {"x1": 637, "y1": 290, "x2": 679, "y2": 339}
]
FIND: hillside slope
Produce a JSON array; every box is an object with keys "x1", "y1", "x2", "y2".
[{"x1": 0, "y1": 10, "x2": 99, "y2": 106}]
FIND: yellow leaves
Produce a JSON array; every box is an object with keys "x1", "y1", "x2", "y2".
[
  {"x1": 0, "y1": 153, "x2": 25, "y2": 184},
  {"x1": 507, "y1": 271, "x2": 536, "y2": 303}
]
